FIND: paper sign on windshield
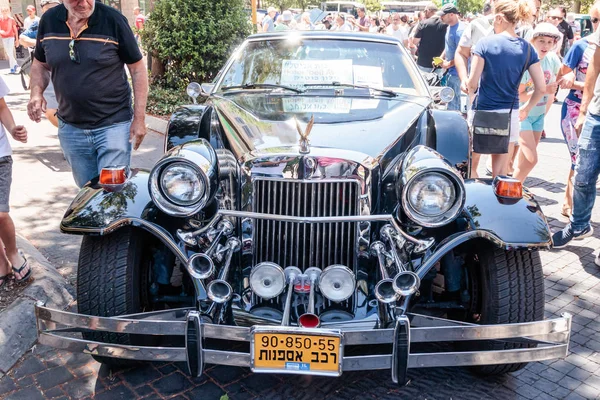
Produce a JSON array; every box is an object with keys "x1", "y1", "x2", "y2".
[
  {"x1": 353, "y1": 66, "x2": 384, "y2": 88},
  {"x1": 281, "y1": 60, "x2": 353, "y2": 87},
  {"x1": 282, "y1": 97, "x2": 352, "y2": 113}
]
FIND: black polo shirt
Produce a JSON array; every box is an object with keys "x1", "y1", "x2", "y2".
[{"x1": 34, "y1": 3, "x2": 142, "y2": 129}]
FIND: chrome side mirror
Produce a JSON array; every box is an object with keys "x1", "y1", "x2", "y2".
[
  {"x1": 430, "y1": 87, "x2": 455, "y2": 105},
  {"x1": 186, "y1": 82, "x2": 201, "y2": 104}
]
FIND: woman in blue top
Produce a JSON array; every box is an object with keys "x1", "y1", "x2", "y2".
[{"x1": 466, "y1": 0, "x2": 546, "y2": 178}]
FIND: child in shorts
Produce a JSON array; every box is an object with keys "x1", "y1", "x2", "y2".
[
  {"x1": 0, "y1": 76, "x2": 30, "y2": 286},
  {"x1": 513, "y1": 23, "x2": 562, "y2": 182}
]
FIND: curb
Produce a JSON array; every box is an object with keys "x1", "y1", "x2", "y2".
[
  {"x1": 0, "y1": 233, "x2": 75, "y2": 375},
  {"x1": 146, "y1": 114, "x2": 168, "y2": 135}
]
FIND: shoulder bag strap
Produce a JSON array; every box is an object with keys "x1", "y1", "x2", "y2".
[{"x1": 510, "y1": 41, "x2": 531, "y2": 113}]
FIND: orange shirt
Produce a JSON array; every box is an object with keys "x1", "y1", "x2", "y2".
[{"x1": 0, "y1": 16, "x2": 16, "y2": 39}]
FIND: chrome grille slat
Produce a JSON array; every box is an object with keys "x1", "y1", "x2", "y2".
[{"x1": 253, "y1": 180, "x2": 359, "y2": 271}]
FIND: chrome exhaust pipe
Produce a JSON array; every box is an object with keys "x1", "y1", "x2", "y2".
[
  {"x1": 299, "y1": 267, "x2": 321, "y2": 328},
  {"x1": 281, "y1": 267, "x2": 302, "y2": 326},
  {"x1": 206, "y1": 237, "x2": 241, "y2": 304},
  {"x1": 371, "y1": 242, "x2": 398, "y2": 304}
]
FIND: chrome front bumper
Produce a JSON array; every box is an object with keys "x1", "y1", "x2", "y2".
[{"x1": 35, "y1": 304, "x2": 571, "y2": 382}]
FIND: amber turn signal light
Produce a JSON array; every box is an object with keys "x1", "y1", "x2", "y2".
[
  {"x1": 493, "y1": 176, "x2": 522, "y2": 199},
  {"x1": 99, "y1": 166, "x2": 128, "y2": 185}
]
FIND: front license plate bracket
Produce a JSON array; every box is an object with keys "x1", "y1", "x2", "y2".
[{"x1": 250, "y1": 327, "x2": 343, "y2": 376}]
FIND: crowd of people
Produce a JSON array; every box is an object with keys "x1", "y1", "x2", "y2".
[{"x1": 259, "y1": 0, "x2": 600, "y2": 257}]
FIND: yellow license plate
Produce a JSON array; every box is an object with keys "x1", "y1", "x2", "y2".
[{"x1": 252, "y1": 331, "x2": 341, "y2": 375}]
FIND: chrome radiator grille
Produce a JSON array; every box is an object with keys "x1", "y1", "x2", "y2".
[{"x1": 253, "y1": 180, "x2": 360, "y2": 271}]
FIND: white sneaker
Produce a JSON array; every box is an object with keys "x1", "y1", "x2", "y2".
[{"x1": 595, "y1": 253, "x2": 600, "y2": 267}]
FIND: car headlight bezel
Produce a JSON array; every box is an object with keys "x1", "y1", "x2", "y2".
[
  {"x1": 401, "y1": 168, "x2": 465, "y2": 228},
  {"x1": 149, "y1": 140, "x2": 218, "y2": 217}
]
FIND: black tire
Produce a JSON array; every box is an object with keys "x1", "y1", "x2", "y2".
[
  {"x1": 77, "y1": 227, "x2": 155, "y2": 366},
  {"x1": 470, "y1": 244, "x2": 545, "y2": 375}
]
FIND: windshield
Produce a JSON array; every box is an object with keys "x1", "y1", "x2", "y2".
[{"x1": 217, "y1": 37, "x2": 426, "y2": 97}]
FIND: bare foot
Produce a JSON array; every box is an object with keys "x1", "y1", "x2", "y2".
[{"x1": 0, "y1": 256, "x2": 10, "y2": 285}]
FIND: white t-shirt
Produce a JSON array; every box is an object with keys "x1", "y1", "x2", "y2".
[
  {"x1": 386, "y1": 24, "x2": 409, "y2": 43},
  {"x1": 0, "y1": 78, "x2": 10, "y2": 158},
  {"x1": 23, "y1": 15, "x2": 40, "y2": 30}
]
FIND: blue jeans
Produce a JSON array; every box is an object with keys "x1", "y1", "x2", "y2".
[
  {"x1": 445, "y1": 74, "x2": 461, "y2": 111},
  {"x1": 570, "y1": 112, "x2": 600, "y2": 231},
  {"x1": 58, "y1": 120, "x2": 132, "y2": 188}
]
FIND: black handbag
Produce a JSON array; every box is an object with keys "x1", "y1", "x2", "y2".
[{"x1": 471, "y1": 43, "x2": 532, "y2": 140}]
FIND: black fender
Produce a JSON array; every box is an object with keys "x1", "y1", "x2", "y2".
[
  {"x1": 430, "y1": 110, "x2": 470, "y2": 176},
  {"x1": 61, "y1": 170, "x2": 166, "y2": 235},
  {"x1": 461, "y1": 179, "x2": 551, "y2": 248},
  {"x1": 166, "y1": 105, "x2": 210, "y2": 152}
]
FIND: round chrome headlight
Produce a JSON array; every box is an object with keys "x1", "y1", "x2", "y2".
[
  {"x1": 402, "y1": 171, "x2": 464, "y2": 228},
  {"x1": 149, "y1": 139, "x2": 218, "y2": 217},
  {"x1": 160, "y1": 162, "x2": 206, "y2": 206},
  {"x1": 407, "y1": 172, "x2": 456, "y2": 216}
]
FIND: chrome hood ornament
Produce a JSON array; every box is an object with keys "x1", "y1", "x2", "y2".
[{"x1": 296, "y1": 115, "x2": 314, "y2": 154}]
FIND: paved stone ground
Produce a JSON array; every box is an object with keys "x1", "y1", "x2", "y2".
[{"x1": 0, "y1": 66, "x2": 599, "y2": 399}]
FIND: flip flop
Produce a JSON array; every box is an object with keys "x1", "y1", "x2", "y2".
[{"x1": 12, "y1": 251, "x2": 31, "y2": 283}]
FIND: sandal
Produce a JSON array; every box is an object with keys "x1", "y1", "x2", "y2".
[{"x1": 12, "y1": 251, "x2": 31, "y2": 283}]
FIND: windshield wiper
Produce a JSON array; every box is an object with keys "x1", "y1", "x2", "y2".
[
  {"x1": 303, "y1": 82, "x2": 398, "y2": 97},
  {"x1": 221, "y1": 83, "x2": 304, "y2": 93}
]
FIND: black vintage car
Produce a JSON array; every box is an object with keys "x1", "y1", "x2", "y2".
[{"x1": 36, "y1": 32, "x2": 570, "y2": 384}]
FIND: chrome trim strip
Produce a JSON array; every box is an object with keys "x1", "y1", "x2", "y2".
[
  {"x1": 37, "y1": 304, "x2": 570, "y2": 345},
  {"x1": 38, "y1": 332, "x2": 187, "y2": 362},
  {"x1": 217, "y1": 210, "x2": 434, "y2": 252},
  {"x1": 204, "y1": 349, "x2": 251, "y2": 367},
  {"x1": 408, "y1": 345, "x2": 570, "y2": 368},
  {"x1": 36, "y1": 306, "x2": 187, "y2": 335}
]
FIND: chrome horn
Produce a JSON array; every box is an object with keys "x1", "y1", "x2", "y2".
[
  {"x1": 371, "y1": 241, "x2": 399, "y2": 304},
  {"x1": 206, "y1": 237, "x2": 241, "y2": 304},
  {"x1": 299, "y1": 267, "x2": 321, "y2": 328},
  {"x1": 184, "y1": 219, "x2": 234, "y2": 279},
  {"x1": 381, "y1": 226, "x2": 421, "y2": 297},
  {"x1": 281, "y1": 266, "x2": 302, "y2": 326}
]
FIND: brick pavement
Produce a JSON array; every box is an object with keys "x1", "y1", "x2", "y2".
[{"x1": 1, "y1": 76, "x2": 599, "y2": 398}]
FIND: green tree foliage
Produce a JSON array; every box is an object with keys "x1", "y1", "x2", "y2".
[
  {"x1": 364, "y1": 0, "x2": 382, "y2": 12},
  {"x1": 141, "y1": 0, "x2": 250, "y2": 89},
  {"x1": 456, "y1": 0, "x2": 484, "y2": 15}
]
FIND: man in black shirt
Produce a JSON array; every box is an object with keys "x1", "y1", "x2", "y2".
[
  {"x1": 558, "y1": 6, "x2": 574, "y2": 57},
  {"x1": 26, "y1": 0, "x2": 148, "y2": 187},
  {"x1": 411, "y1": 4, "x2": 448, "y2": 71}
]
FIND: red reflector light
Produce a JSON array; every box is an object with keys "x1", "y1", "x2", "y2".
[
  {"x1": 99, "y1": 167, "x2": 127, "y2": 185},
  {"x1": 298, "y1": 313, "x2": 320, "y2": 328},
  {"x1": 493, "y1": 176, "x2": 522, "y2": 199}
]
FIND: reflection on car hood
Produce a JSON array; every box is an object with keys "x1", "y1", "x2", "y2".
[{"x1": 211, "y1": 93, "x2": 429, "y2": 163}]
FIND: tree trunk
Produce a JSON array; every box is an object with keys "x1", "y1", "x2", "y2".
[
  {"x1": 574, "y1": 0, "x2": 581, "y2": 13},
  {"x1": 151, "y1": 52, "x2": 165, "y2": 79}
]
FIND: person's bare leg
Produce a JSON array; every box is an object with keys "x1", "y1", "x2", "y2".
[
  {"x1": 45, "y1": 108, "x2": 58, "y2": 128},
  {"x1": 0, "y1": 238, "x2": 9, "y2": 283},
  {"x1": 508, "y1": 143, "x2": 519, "y2": 175},
  {"x1": 471, "y1": 152, "x2": 481, "y2": 178},
  {"x1": 562, "y1": 169, "x2": 575, "y2": 216},
  {"x1": 513, "y1": 131, "x2": 542, "y2": 182},
  {"x1": 491, "y1": 153, "x2": 509, "y2": 177},
  {"x1": 0, "y1": 213, "x2": 28, "y2": 280}
]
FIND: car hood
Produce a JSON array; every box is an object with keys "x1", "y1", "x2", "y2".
[{"x1": 211, "y1": 92, "x2": 430, "y2": 165}]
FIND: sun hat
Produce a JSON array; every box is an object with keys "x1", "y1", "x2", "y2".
[{"x1": 531, "y1": 22, "x2": 562, "y2": 40}]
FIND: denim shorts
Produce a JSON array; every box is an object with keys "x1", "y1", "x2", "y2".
[
  {"x1": 520, "y1": 113, "x2": 545, "y2": 132},
  {"x1": 0, "y1": 156, "x2": 12, "y2": 213}
]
